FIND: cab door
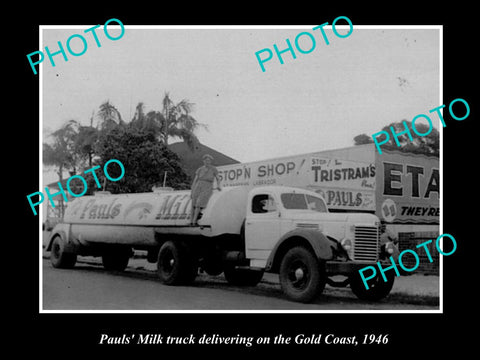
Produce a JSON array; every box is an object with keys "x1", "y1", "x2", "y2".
[{"x1": 245, "y1": 192, "x2": 281, "y2": 262}]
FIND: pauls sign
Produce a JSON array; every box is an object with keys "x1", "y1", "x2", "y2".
[{"x1": 309, "y1": 157, "x2": 376, "y2": 211}]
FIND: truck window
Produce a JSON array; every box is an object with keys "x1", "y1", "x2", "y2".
[
  {"x1": 305, "y1": 194, "x2": 328, "y2": 213},
  {"x1": 281, "y1": 193, "x2": 308, "y2": 210},
  {"x1": 281, "y1": 193, "x2": 328, "y2": 212},
  {"x1": 252, "y1": 194, "x2": 277, "y2": 213}
]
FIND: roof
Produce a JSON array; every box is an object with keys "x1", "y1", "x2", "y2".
[{"x1": 169, "y1": 141, "x2": 239, "y2": 178}]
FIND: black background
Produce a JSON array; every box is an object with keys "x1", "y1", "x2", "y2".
[{"x1": 14, "y1": 2, "x2": 476, "y2": 356}]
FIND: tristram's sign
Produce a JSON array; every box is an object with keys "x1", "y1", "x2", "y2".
[
  {"x1": 217, "y1": 154, "x2": 376, "y2": 211},
  {"x1": 309, "y1": 157, "x2": 376, "y2": 211}
]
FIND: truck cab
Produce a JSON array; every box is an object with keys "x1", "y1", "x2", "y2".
[
  {"x1": 245, "y1": 186, "x2": 379, "y2": 266},
  {"x1": 239, "y1": 186, "x2": 394, "y2": 302}
]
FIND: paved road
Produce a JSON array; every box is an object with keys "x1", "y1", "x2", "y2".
[{"x1": 42, "y1": 259, "x2": 438, "y2": 311}]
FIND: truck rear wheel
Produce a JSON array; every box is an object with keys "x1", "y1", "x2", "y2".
[
  {"x1": 50, "y1": 235, "x2": 77, "y2": 269},
  {"x1": 157, "y1": 241, "x2": 197, "y2": 285},
  {"x1": 279, "y1": 246, "x2": 326, "y2": 303},
  {"x1": 201, "y1": 258, "x2": 224, "y2": 276},
  {"x1": 224, "y1": 265, "x2": 264, "y2": 286},
  {"x1": 349, "y1": 271, "x2": 395, "y2": 301},
  {"x1": 102, "y1": 247, "x2": 131, "y2": 271}
]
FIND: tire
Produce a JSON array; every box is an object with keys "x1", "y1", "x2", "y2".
[
  {"x1": 102, "y1": 247, "x2": 131, "y2": 271},
  {"x1": 279, "y1": 246, "x2": 326, "y2": 303},
  {"x1": 157, "y1": 241, "x2": 197, "y2": 285},
  {"x1": 224, "y1": 265, "x2": 264, "y2": 286},
  {"x1": 201, "y1": 258, "x2": 224, "y2": 276},
  {"x1": 199, "y1": 247, "x2": 224, "y2": 276},
  {"x1": 349, "y1": 270, "x2": 395, "y2": 301},
  {"x1": 50, "y1": 236, "x2": 77, "y2": 269}
]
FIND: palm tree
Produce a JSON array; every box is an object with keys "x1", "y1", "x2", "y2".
[
  {"x1": 96, "y1": 100, "x2": 124, "y2": 131},
  {"x1": 132, "y1": 102, "x2": 160, "y2": 135},
  {"x1": 131, "y1": 102, "x2": 146, "y2": 126},
  {"x1": 132, "y1": 93, "x2": 206, "y2": 150},
  {"x1": 43, "y1": 120, "x2": 80, "y2": 177},
  {"x1": 43, "y1": 119, "x2": 80, "y2": 216},
  {"x1": 162, "y1": 93, "x2": 205, "y2": 148}
]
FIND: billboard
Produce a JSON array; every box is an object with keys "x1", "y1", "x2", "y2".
[
  {"x1": 217, "y1": 152, "x2": 376, "y2": 211},
  {"x1": 309, "y1": 157, "x2": 376, "y2": 211},
  {"x1": 375, "y1": 150, "x2": 439, "y2": 224}
]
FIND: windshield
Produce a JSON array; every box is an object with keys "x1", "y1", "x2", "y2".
[{"x1": 280, "y1": 193, "x2": 328, "y2": 213}]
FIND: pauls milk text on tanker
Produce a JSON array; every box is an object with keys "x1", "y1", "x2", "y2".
[{"x1": 27, "y1": 159, "x2": 125, "y2": 216}]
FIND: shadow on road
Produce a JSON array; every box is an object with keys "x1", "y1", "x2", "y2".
[{"x1": 55, "y1": 259, "x2": 438, "y2": 308}]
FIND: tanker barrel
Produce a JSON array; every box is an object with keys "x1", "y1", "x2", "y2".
[{"x1": 61, "y1": 186, "x2": 251, "y2": 243}]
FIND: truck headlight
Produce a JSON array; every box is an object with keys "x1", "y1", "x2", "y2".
[
  {"x1": 341, "y1": 238, "x2": 352, "y2": 252},
  {"x1": 385, "y1": 242, "x2": 395, "y2": 254}
]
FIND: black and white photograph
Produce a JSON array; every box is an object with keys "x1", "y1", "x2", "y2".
[
  {"x1": 39, "y1": 24, "x2": 441, "y2": 312},
  {"x1": 15, "y1": 4, "x2": 477, "y2": 356}
]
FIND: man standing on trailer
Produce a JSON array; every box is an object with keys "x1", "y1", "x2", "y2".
[{"x1": 190, "y1": 154, "x2": 222, "y2": 226}]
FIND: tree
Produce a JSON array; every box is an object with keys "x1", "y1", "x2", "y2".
[
  {"x1": 162, "y1": 93, "x2": 206, "y2": 148},
  {"x1": 354, "y1": 120, "x2": 439, "y2": 156},
  {"x1": 44, "y1": 94, "x2": 202, "y2": 197},
  {"x1": 74, "y1": 125, "x2": 98, "y2": 168},
  {"x1": 131, "y1": 103, "x2": 163, "y2": 137},
  {"x1": 43, "y1": 119, "x2": 81, "y2": 179},
  {"x1": 353, "y1": 134, "x2": 374, "y2": 145},
  {"x1": 130, "y1": 93, "x2": 206, "y2": 150},
  {"x1": 96, "y1": 100, "x2": 124, "y2": 131},
  {"x1": 92, "y1": 125, "x2": 190, "y2": 193},
  {"x1": 131, "y1": 102, "x2": 147, "y2": 127},
  {"x1": 43, "y1": 120, "x2": 82, "y2": 217}
]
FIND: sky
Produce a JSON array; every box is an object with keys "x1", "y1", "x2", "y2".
[{"x1": 41, "y1": 25, "x2": 440, "y2": 183}]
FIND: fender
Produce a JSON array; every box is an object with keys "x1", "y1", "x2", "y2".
[
  {"x1": 265, "y1": 228, "x2": 336, "y2": 272},
  {"x1": 46, "y1": 223, "x2": 76, "y2": 253}
]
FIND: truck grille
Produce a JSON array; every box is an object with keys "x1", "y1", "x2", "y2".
[{"x1": 353, "y1": 226, "x2": 379, "y2": 261}]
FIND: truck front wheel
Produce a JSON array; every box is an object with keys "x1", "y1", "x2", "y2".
[
  {"x1": 157, "y1": 241, "x2": 197, "y2": 285},
  {"x1": 349, "y1": 271, "x2": 395, "y2": 301},
  {"x1": 50, "y1": 235, "x2": 77, "y2": 269},
  {"x1": 279, "y1": 246, "x2": 326, "y2": 303}
]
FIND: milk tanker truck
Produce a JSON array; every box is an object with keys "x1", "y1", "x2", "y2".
[{"x1": 46, "y1": 185, "x2": 398, "y2": 303}]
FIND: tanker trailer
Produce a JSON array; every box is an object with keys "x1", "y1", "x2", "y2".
[{"x1": 46, "y1": 186, "x2": 257, "y2": 283}]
